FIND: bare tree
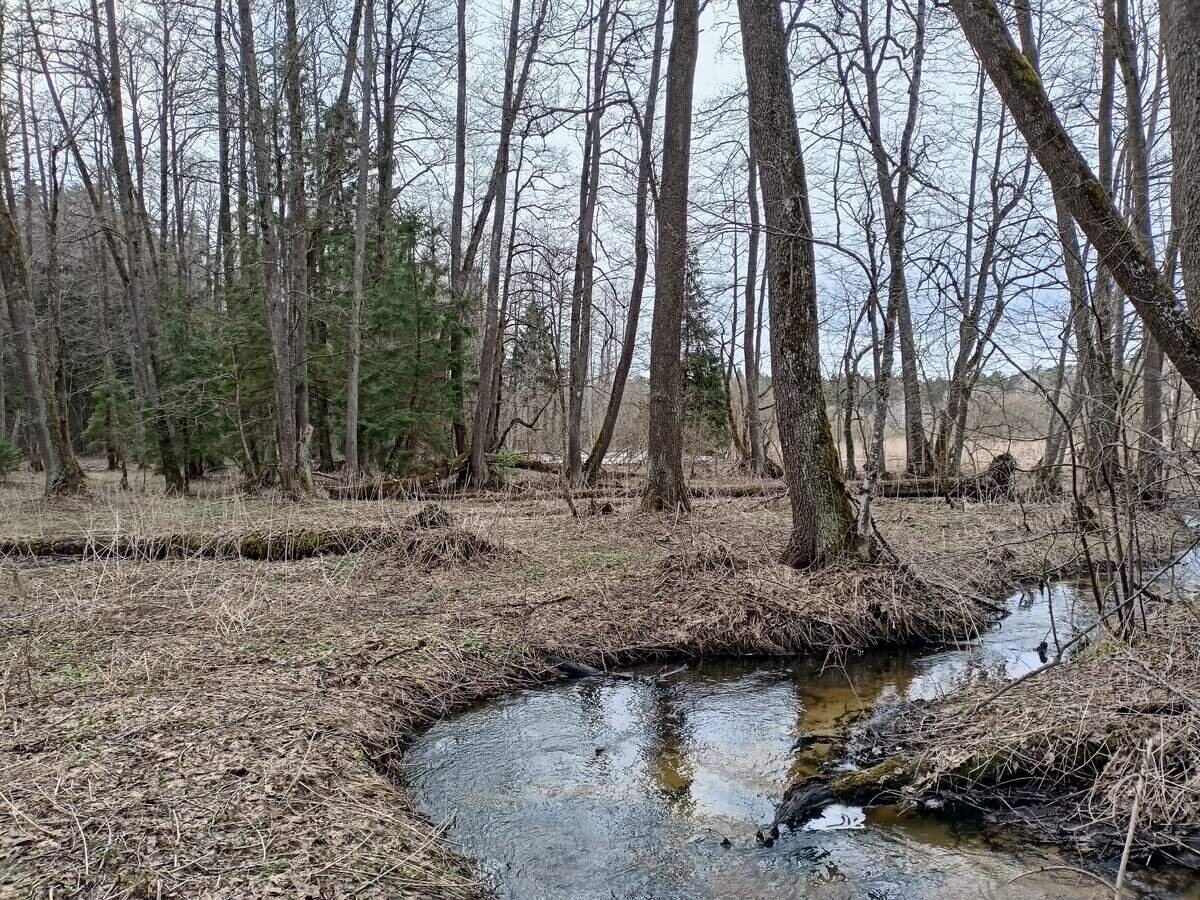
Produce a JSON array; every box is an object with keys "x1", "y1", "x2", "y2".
[
  {"x1": 566, "y1": 0, "x2": 612, "y2": 483},
  {"x1": 642, "y1": 0, "x2": 699, "y2": 512},
  {"x1": 950, "y1": 0, "x2": 1200, "y2": 397},
  {"x1": 585, "y1": 0, "x2": 667, "y2": 484},
  {"x1": 739, "y1": 0, "x2": 863, "y2": 565},
  {"x1": 345, "y1": 0, "x2": 375, "y2": 477}
]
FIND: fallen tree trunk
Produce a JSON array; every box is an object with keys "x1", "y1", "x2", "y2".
[
  {"x1": 876, "y1": 453, "x2": 1017, "y2": 501},
  {"x1": 0, "y1": 504, "x2": 454, "y2": 561}
]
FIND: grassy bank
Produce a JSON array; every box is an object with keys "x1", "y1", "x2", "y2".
[{"x1": 0, "y1": 469, "x2": 1188, "y2": 898}]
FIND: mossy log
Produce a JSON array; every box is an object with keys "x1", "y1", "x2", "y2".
[
  {"x1": 828, "y1": 757, "x2": 918, "y2": 804},
  {"x1": 0, "y1": 504, "x2": 454, "y2": 562},
  {"x1": 877, "y1": 453, "x2": 1017, "y2": 501}
]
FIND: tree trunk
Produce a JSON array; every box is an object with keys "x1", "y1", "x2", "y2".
[
  {"x1": 345, "y1": 0, "x2": 375, "y2": 478},
  {"x1": 448, "y1": 0, "x2": 468, "y2": 456},
  {"x1": 1163, "y1": 0, "x2": 1200, "y2": 322},
  {"x1": 855, "y1": 0, "x2": 932, "y2": 476},
  {"x1": 1109, "y1": 0, "x2": 1162, "y2": 500},
  {"x1": 0, "y1": 164, "x2": 83, "y2": 494},
  {"x1": 566, "y1": 0, "x2": 611, "y2": 483},
  {"x1": 950, "y1": 0, "x2": 1200, "y2": 398},
  {"x1": 95, "y1": 0, "x2": 184, "y2": 494},
  {"x1": 284, "y1": 0, "x2": 312, "y2": 491},
  {"x1": 467, "y1": 0, "x2": 547, "y2": 487},
  {"x1": 238, "y1": 0, "x2": 299, "y2": 494},
  {"x1": 743, "y1": 144, "x2": 766, "y2": 473},
  {"x1": 584, "y1": 0, "x2": 667, "y2": 484},
  {"x1": 641, "y1": 0, "x2": 698, "y2": 512},
  {"x1": 738, "y1": 0, "x2": 863, "y2": 565}
]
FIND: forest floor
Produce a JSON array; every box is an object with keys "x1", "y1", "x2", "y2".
[{"x1": 0, "y1": 463, "x2": 1194, "y2": 898}]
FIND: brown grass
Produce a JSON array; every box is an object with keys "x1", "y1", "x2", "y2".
[
  {"x1": 887, "y1": 600, "x2": 1200, "y2": 868},
  {"x1": 0, "y1": 464, "x2": 1189, "y2": 897}
]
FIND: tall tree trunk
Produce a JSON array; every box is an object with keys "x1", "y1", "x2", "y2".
[
  {"x1": 950, "y1": 0, "x2": 1200, "y2": 397},
  {"x1": 467, "y1": 0, "x2": 547, "y2": 486},
  {"x1": 738, "y1": 0, "x2": 862, "y2": 565},
  {"x1": 238, "y1": 0, "x2": 299, "y2": 493},
  {"x1": 641, "y1": 0, "x2": 698, "y2": 512},
  {"x1": 94, "y1": 0, "x2": 184, "y2": 494},
  {"x1": 345, "y1": 0, "x2": 375, "y2": 477},
  {"x1": 584, "y1": 0, "x2": 667, "y2": 483},
  {"x1": 743, "y1": 144, "x2": 766, "y2": 473},
  {"x1": 284, "y1": 0, "x2": 312, "y2": 490},
  {"x1": 448, "y1": 0, "x2": 468, "y2": 456},
  {"x1": 566, "y1": 0, "x2": 611, "y2": 483},
  {"x1": 214, "y1": 0, "x2": 234, "y2": 295},
  {"x1": 1109, "y1": 0, "x2": 1162, "y2": 499},
  {"x1": 854, "y1": 0, "x2": 932, "y2": 475},
  {"x1": 0, "y1": 157, "x2": 83, "y2": 494},
  {"x1": 1163, "y1": 0, "x2": 1200, "y2": 322}
]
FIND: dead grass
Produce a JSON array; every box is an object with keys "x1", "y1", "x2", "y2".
[
  {"x1": 887, "y1": 599, "x2": 1200, "y2": 868},
  {"x1": 0, "y1": 465, "x2": 1189, "y2": 898}
]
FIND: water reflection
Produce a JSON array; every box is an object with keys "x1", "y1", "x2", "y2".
[{"x1": 406, "y1": 577, "x2": 1199, "y2": 899}]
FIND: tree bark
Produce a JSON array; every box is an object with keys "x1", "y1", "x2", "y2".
[
  {"x1": 1163, "y1": 0, "x2": 1200, "y2": 322},
  {"x1": 95, "y1": 0, "x2": 184, "y2": 494},
  {"x1": 566, "y1": 0, "x2": 612, "y2": 483},
  {"x1": 238, "y1": 0, "x2": 300, "y2": 493},
  {"x1": 0, "y1": 187, "x2": 83, "y2": 494},
  {"x1": 950, "y1": 0, "x2": 1200, "y2": 398},
  {"x1": 584, "y1": 0, "x2": 667, "y2": 484},
  {"x1": 345, "y1": 0, "x2": 375, "y2": 477},
  {"x1": 743, "y1": 144, "x2": 766, "y2": 473},
  {"x1": 284, "y1": 0, "x2": 312, "y2": 490},
  {"x1": 467, "y1": 0, "x2": 548, "y2": 487},
  {"x1": 641, "y1": 0, "x2": 699, "y2": 512},
  {"x1": 853, "y1": 0, "x2": 932, "y2": 475},
  {"x1": 738, "y1": 0, "x2": 863, "y2": 565}
]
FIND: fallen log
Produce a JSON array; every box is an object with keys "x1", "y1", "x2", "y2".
[
  {"x1": 0, "y1": 504, "x2": 454, "y2": 562},
  {"x1": 829, "y1": 756, "x2": 917, "y2": 804},
  {"x1": 876, "y1": 453, "x2": 1017, "y2": 501}
]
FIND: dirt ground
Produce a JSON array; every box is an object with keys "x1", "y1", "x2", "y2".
[{"x1": 0, "y1": 465, "x2": 1191, "y2": 899}]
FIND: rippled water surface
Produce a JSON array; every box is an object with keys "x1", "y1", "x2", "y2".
[{"x1": 406, "y1": 575, "x2": 1199, "y2": 899}]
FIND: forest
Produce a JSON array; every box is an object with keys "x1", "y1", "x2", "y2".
[{"x1": 2, "y1": 0, "x2": 1200, "y2": 895}]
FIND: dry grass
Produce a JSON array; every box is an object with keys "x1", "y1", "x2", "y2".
[
  {"x1": 0, "y1": 464, "x2": 1189, "y2": 898},
  {"x1": 888, "y1": 600, "x2": 1200, "y2": 868}
]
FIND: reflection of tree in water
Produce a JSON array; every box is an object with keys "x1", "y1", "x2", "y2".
[
  {"x1": 644, "y1": 681, "x2": 695, "y2": 815},
  {"x1": 787, "y1": 653, "x2": 918, "y2": 784}
]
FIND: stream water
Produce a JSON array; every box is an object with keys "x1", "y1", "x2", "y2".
[{"x1": 406, "y1": 569, "x2": 1200, "y2": 899}]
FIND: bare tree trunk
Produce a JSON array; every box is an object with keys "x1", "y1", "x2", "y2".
[
  {"x1": 584, "y1": 0, "x2": 666, "y2": 483},
  {"x1": 214, "y1": 0, "x2": 234, "y2": 295},
  {"x1": 448, "y1": 0, "x2": 468, "y2": 456},
  {"x1": 345, "y1": 0, "x2": 374, "y2": 477},
  {"x1": 566, "y1": 0, "x2": 611, "y2": 483},
  {"x1": 1109, "y1": 0, "x2": 1162, "y2": 500},
  {"x1": 853, "y1": 0, "x2": 932, "y2": 476},
  {"x1": 738, "y1": 0, "x2": 862, "y2": 565},
  {"x1": 284, "y1": 0, "x2": 312, "y2": 490},
  {"x1": 1016, "y1": 0, "x2": 1122, "y2": 492},
  {"x1": 950, "y1": 0, "x2": 1200, "y2": 397},
  {"x1": 467, "y1": 0, "x2": 547, "y2": 487},
  {"x1": 94, "y1": 0, "x2": 184, "y2": 494},
  {"x1": 743, "y1": 144, "x2": 766, "y2": 473},
  {"x1": 641, "y1": 0, "x2": 698, "y2": 512},
  {"x1": 0, "y1": 151, "x2": 83, "y2": 494},
  {"x1": 238, "y1": 0, "x2": 299, "y2": 493},
  {"x1": 1163, "y1": 0, "x2": 1200, "y2": 321}
]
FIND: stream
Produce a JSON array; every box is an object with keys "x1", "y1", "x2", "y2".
[{"x1": 407, "y1": 567, "x2": 1200, "y2": 899}]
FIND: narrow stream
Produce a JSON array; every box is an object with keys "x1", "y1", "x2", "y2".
[{"x1": 406, "y1": 566, "x2": 1200, "y2": 899}]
